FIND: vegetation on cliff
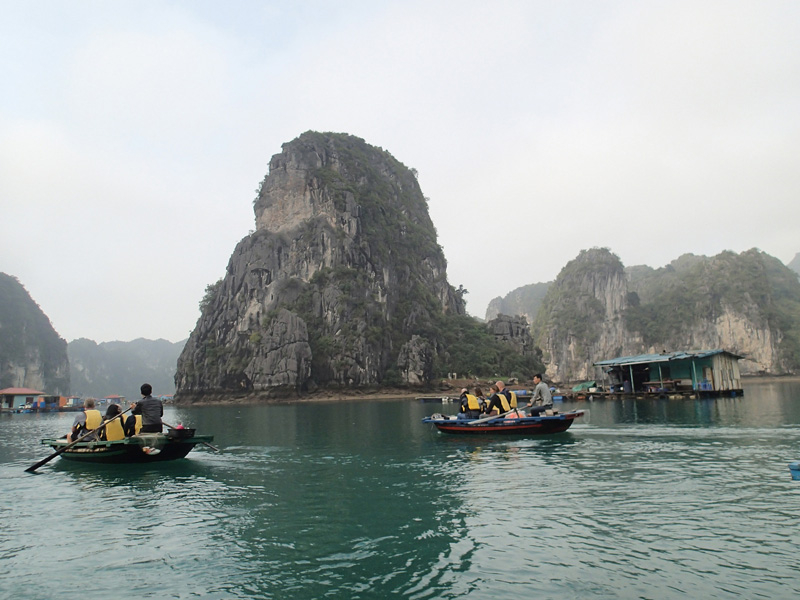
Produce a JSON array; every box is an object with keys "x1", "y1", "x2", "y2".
[
  {"x1": 507, "y1": 247, "x2": 800, "y2": 377},
  {"x1": 0, "y1": 273, "x2": 70, "y2": 393},
  {"x1": 69, "y1": 337, "x2": 185, "y2": 398},
  {"x1": 531, "y1": 248, "x2": 623, "y2": 359},
  {"x1": 485, "y1": 281, "x2": 551, "y2": 323},
  {"x1": 177, "y1": 132, "x2": 540, "y2": 397},
  {"x1": 624, "y1": 249, "x2": 800, "y2": 369}
]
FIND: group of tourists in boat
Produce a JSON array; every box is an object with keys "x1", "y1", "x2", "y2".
[
  {"x1": 26, "y1": 383, "x2": 214, "y2": 471},
  {"x1": 66, "y1": 383, "x2": 163, "y2": 443},
  {"x1": 423, "y1": 375, "x2": 583, "y2": 435},
  {"x1": 457, "y1": 375, "x2": 553, "y2": 419}
]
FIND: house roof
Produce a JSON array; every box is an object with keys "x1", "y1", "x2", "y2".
[
  {"x1": 594, "y1": 349, "x2": 743, "y2": 368},
  {"x1": 0, "y1": 387, "x2": 44, "y2": 395}
]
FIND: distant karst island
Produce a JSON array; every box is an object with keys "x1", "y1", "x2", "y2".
[{"x1": 3, "y1": 133, "x2": 799, "y2": 404}]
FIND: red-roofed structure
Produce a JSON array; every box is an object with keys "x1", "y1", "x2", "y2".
[
  {"x1": 0, "y1": 388, "x2": 45, "y2": 411},
  {"x1": 0, "y1": 387, "x2": 44, "y2": 395}
]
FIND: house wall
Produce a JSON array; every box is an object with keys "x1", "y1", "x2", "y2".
[
  {"x1": 645, "y1": 357, "x2": 743, "y2": 390},
  {"x1": 711, "y1": 354, "x2": 741, "y2": 390},
  {"x1": 11, "y1": 394, "x2": 35, "y2": 408},
  {"x1": 645, "y1": 361, "x2": 697, "y2": 387}
]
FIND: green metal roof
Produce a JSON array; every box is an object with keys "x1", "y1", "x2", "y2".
[{"x1": 593, "y1": 349, "x2": 742, "y2": 367}]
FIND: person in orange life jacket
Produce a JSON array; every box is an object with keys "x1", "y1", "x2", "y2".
[
  {"x1": 484, "y1": 384, "x2": 510, "y2": 416},
  {"x1": 68, "y1": 398, "x2": 102, "y2": 441},
  {"x1": 100, "y1": 404, "x2": 126, "y2": 441},
  {"x1": 526, "y1": 373, "x2": 553, "y2": 415},
  {"x1": 458, "y1": 388, "x2": 483, "y2": 419},
  {"x1": 128, "y1": 383, "x2": 163, "y2": 434}
]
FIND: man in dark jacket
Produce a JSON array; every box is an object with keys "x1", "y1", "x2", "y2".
[{"x1": 130, "y1": 383, "x2": 163, "y2": 433}]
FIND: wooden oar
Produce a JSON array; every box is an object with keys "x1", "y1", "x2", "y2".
[
  {"x1": 162, "y1": 421, "x2": 220, "y2": 453},
  {"x1": 466, "y1": 407, "x2": 526, "y2": 426},
  {"x1": 25, "y1": 407, "x2": 132, "y2": 473}
]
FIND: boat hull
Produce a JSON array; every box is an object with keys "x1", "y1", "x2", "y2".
[
  {"x1": 422, "y1": 411, "x2": 583, "y2": 435},
  {"x1": 41, "y1": 433, "x2": 214, "y2": 464}
]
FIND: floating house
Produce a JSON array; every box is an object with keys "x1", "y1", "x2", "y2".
[
  {"x1": 593, "y1": 350, "x2": 743, "y2": 398},
  {"x1": 0, "y1": 387, "x2": 44, "y2": 411}
]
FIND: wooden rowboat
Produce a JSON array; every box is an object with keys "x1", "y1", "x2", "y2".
[
  {"x1": 422, "y1": 410, "x2": 583, "y2": 435},
  {"x1": 40, "y1": 429, "x2": 214, "y2": 464}
]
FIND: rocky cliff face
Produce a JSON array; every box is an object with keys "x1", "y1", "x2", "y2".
[
  {"x1": 176, "y1": 132, "x2": 464, "y2": 399},
  {"x1": 531, "y1": 249, "x2": 640, "y2": 381},
  {"x1": 0, "y1": 273, "x2": 70, "y2": 394},
  {"x1": 488, "y1": 314, "x2": 536, "y2": 357},
  {"x1": 485, "y1": 282, "x2": 550, "y2": 324},
  {"x1": 531, "y1": 248, "x2": 796, "y2": 382}
]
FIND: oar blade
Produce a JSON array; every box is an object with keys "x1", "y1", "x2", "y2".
[{"x1": 25, "y1": 453, "x2": 58, "y2": 473}]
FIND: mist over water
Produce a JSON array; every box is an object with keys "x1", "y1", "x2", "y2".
[{"x1": 2, "y1": 379, "x2": 799, "y2": 599}]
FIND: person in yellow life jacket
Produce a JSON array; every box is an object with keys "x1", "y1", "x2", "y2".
[
  {"x1": 124, "y1": 413, "x2": 143, "y2": 437},
  {"x1": 68, "y1": 398, "x2": 102, "y2": 441},
  {"x1": 496, "y1": 380, "x2": 518, "y2": 409},
  {"x1": 458, "y1": 388, "x2": 483, "y2": 419},
  {"x1": 484, "y1": 384, "x2": 511, "y2": 416},
  {"x1": 100, "y1": 404, "x2": 126, "y2": 441}
]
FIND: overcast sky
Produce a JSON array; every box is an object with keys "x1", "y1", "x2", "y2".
[{"x1": 2, "y1": 1, "x2": 798, "y2": 344}]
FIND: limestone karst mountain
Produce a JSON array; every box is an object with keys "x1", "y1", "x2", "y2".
[
  {"x1": 175, "y1": 132, "x2": 468, "y2": 398},
  {"x1": 485, "y1": 282, "x2": 551, "y2": 324},
  {"x1": 529, "y1": 248, "x2": 800, "y2": 381},
  {"x1": 69, "y1": 337, "x2": 185, "y2": 398},
  {"x1": 0, "y1": 273, "x2": 70, "y2": 394}
]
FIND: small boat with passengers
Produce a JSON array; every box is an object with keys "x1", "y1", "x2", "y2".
[
  {"x1": 422, "y1": 409, "x2": 583, "y2": 435},
  {"x1": 39, "y1": 428, "x2": 214, "y2": 465}
]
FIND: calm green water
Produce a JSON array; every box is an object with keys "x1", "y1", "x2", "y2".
[{"x1": 2, "y1": 379, "x2": 800, "y2": 599}]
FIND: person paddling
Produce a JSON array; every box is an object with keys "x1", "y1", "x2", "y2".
[
  {"x1": 526, "y1": 373, "x2": 553, "y2": 415},
  {"x1": 128, "y1": 383, "x2": 163, "y2": 433}
]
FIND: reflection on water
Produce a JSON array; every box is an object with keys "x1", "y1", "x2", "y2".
[{"x1": 2, "y1": 380, "x2": 800, "y2": 599}]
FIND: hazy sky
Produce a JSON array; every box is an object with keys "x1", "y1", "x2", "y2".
[{"x1": 2, "y1": 1, "x2": 799, "y2": 343}]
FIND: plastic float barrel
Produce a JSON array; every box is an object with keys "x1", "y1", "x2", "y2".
[{"x1": 789, "y1": 462, "x2": 800, "y2": 481}]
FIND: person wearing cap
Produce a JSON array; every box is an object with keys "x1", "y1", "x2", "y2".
[
  {"x1": 527, "y1": 373, "x2": 553, "y2": 415},
  {"x1": 128, "y1": 383, "x2": 163, "y2": 433},
  {"x1": 458, "y1": 388, "x2": 483, "y2": 419}
]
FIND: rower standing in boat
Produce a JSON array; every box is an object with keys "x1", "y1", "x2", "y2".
[
  {"x1": 526, "y1": 374, "x2": 553, "y2": 416},
  {"x1": 128, "y1": 383, "x2": 163, "y2": 433}
]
